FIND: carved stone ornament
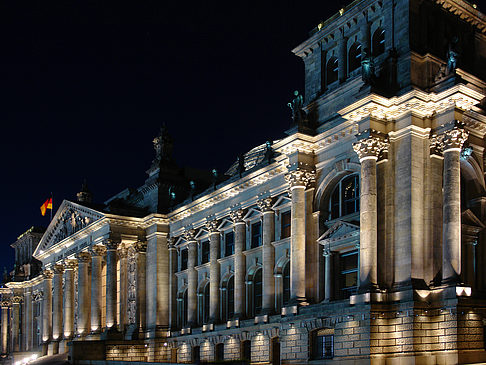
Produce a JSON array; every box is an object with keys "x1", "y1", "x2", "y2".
[
  {"x1": 285, "y1": 169, "x2": 316, "y2": 189},
  {"x1": 64, "y1": 259, "x2": 78, "y2": 270},
  {"x1": 439, "y1": 125, "x2": 469, "y2": 152},
  {"x1": 205, "y1": 219, "x2": 219, "y2": 234},
  {"x1": 117, "y1": 248, "x2": 128, "y2": 259},
  {"x1": 52, "y1": 209, "x2": 94, "y2": 245},
  {"x1": 32, "y1": 290, "x2": 43, "y2": 302},
  {"x1": 167, "y1": 237, "x2": 176, "y2": 250},
  {"x1": 133, "y1": 241, "x2": 147, "y2": 253},
  {"x1": 0, "y1": 300, "x2": 10, "y2": 308},
  {"x1": 323, "y1": 248, "x2": 332, "y2": 257},
  {"x1": 42, "y1": 269, "x2": 54, "y2": 280},
  {"x1": 127, "y1": 247, "x2": 138, "y2": 325},
  {"x1": 90, "y1": 244, "x2": 107, "y2": 257},
  {"x1": 11, "y1": 296, "x2": 23, "y2": 304},
  {"x1": 257, "y1": 197, "x2": 274, "y2": 213},
  {"x1": 183, "y1": 228, "x2": 197, "y2": 242},
  {"x1": 353, "y1": 130, "x2": 389, "y2": 160},
  {"x1": 53, "y1": 264, "x2": 64, "y2": 275},
  {"x1": 104, "y1": 239, "x2": 119, "y2": 251},
  {"x1": 75, "y1": 251, "x2": 91, "y2": 263},
  {"x1": 229, "y1": 209, "x2": 246, "y2": 224}
]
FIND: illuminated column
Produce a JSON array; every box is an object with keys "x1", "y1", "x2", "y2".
[
  {"x1": 285, "y1": 168, "x2": 315, "y2": 304},
  {"x1": 338, "y1": 29, "x2": 348, "y2": 83},
  {"x1": 353, "y1": 130, "x2": 389, "y2": 292},
  {"x1": 117, "y1": 248, "x2": 128, "y2": 331},
  {"x1": 324, "y1": 249, "x2": 332, "y2": 302},
  {"x1": 185, "y1": 230, "x2": 198, "y2": 327},
  {"x1": 134, "y1": 241, "x2": 147, "y2": 331},
  {"x1": 42, "y1": 269, "x2": 53, "y2": 343},
  {"x1": 168, "y1": 238, "x2": 178, "y2": 329},
  {"x1": 230, "y1": 209, "x2": 246, "y2": 318},
  {"x1": 104, "y1": 240, "x2": 118, "y2": 330},
  {"x1": 258, "y1": 198, "x2": 275, "y2": 314},
  {"x1": 90, "y1": 245, "x2": 106, "y2": 333},
  {"x1": 24, "y1": 290, "x2": 32, "y2": 351},
  {"x1": 75, "y1": 252, "x2": 91, "y2": 336},
  {"x1": 1, "y1": 301, "x2": 9, "y2": 355},
  {"x1": 63, "y1": 259, "x2": 77, "y2": 340},
  {"x1": 52, "y1": 264, "x2": 64, "y2": 342},
  {"x1": 11, "y1": 296, "x2": 21, "y2": 352},
  {"x1": 436, "y1": 124, "x2": 468, "y2": 284},
  {"x1": 206, "y1": 219, "x2": 220, "y2": 323}
]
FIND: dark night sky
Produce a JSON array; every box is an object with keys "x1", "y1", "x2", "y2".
[{"x1": 1, "y1": 0, "x2": 486, "y2": 272}]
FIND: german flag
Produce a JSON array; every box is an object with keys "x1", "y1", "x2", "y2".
[{"x1": 40, "y1": 197, "x2": 53, "y2": 216}]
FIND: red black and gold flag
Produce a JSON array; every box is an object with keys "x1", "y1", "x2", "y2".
[{"x1": 40, "y1": 198, "x2": 53, "y2": 216}]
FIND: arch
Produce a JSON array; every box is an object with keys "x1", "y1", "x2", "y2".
[
  {"x1": 460, "y1": 155, "x2": 486, "y2": 197},
  {"x1": 177, "y1": 285, "x2": 188, "y2": 329},
  {"x1": 372, "y1": 28, "x2": 385, "y2": 57},
  {"x1": 348, "y1": 42, "x2": 362, "y2": 74},
  {"x1": 246, "y1": 263, "x2": 263, "y2": 282},
  {"x1": 220, "y1": 272, "x2": 235, "y2": 321},
  {"x1": 326, "y1": 56, "x2": 339, "y2": 86},
  {"x1": 197, "y1": 278, "x2": 210, "y2": 325},
  {"x1": 246, "y1": 264, "x2": 263, "y2": 317},
  {"x1": 274, "y1": 254, "x2": 290, "y2": 276}
]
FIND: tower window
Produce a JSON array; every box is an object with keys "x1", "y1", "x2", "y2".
[
  {"x1": 227, "y1": 276, "x2": 235, "y2": 319},
  {"x1": 283, "y1": 262, "x2": 290, "y2": 306},
  {"x1": 372, "y1": 28, "x2": 385, "y2": 57},
  {"x1": 254, "y1": 269, "x2": 263, "y2": 314},
  {"x1": 326, "y1": 56, "x2": 339, "y2": 85},
  {"x1": 330, "y1": 174, "x2": 359, "y2": 220},
  {"x1": 203, "y1": 283, "x2": 210, "y2": 324},
  {"x1": 348, "y1": 42, "x2": 362, "y2": 73}
]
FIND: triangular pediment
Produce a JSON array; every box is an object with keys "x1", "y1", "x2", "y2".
[
  {"x1": 272, "y1": 195, "x2": 291, "y2": 209},
  {"x1": 35, "y1": 200, "x2": 105, "y2": 255},
  {"x1": 318, "y1": 220, "x2": 360, "y2": 244},
  {"x1": 218, "y1": 218, "x2": 233, "y2": 230},
  {"x1": 244, "y1": 208, "x2": 261, "y2": 220}
]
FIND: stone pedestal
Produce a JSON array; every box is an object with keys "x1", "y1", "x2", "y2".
[{"x1": 230, "y1": 209, "x2": 246, "y2": 318}]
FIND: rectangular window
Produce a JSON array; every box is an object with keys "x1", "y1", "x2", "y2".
[
  {"x1": 225, "y1": 232, "x2": 234, "y2": 257},
  {"x1": 340, "y1": 250, "x2": 358, "y2": 299},
  {"x1": 281, "y1": 211, "x2": 291, "y2": 239},
  {"x1": 201, "y1": 241, "x2": 210, "y2": 264},
  {"x1": 180, "y1": 249, "x2": 188, "y2": 271},
  {"x1": 313, "y1": 329, "x2": 334, "y2": 359},
  {"x1": 251, "y1": 222, "x2": 262, "y2": 249}
]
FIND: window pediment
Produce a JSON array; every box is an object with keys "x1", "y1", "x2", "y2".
[{"x1": 318, "y1": 220, "x2": 359, "y2": 245}]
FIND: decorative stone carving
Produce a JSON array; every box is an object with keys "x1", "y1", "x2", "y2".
[
  {"x1": 205, "y1": 219, "x2": 219, "y2": 234},
  {"x1": 11, "y1": 296, "x2": 22, "y2": 304},
  {"x1": 133, "y1": 241, "x2": 147, "y2": 253},
  {"x1": 117, "y1": 248, "x2": 128, "y2": 259},
  {"x1": 257, "y1": 197, "x2": 273, "y2": 213},
  {"x1": 64, "y1": 259, "x2": 78, "y2": 270},
  {"x1": 42, "y1": 269, "x2": 54, "y2": 280},
  {"x1": 285, "y1": 169, "x2": 316, "y2": 189},
  {"x1": 167, "y1": 237, "x2": 176, "y2": 250},
  {"x1": 183, "y1": 228, "x2": 197, "y2": 242},
  {"x1": 441, "y1": 126, "x2": 468, "y2": 152},
  {"x1": 353, "y1": 129, "x2": 389, "y2": 160},
  {"x1": 32, "y1": 290, "x2": 43, "y2": 302},
  {"x1": 230, "y1": 209, "x2": 246, "y2": 224},
  {"x1": 75, "y1": 251, "x2": 91, "y2": 263},
  {"x1": 127, "y1": 247, "x2": 137, "y2": 325},
  {"x1": 53, "y1": 264, "x2": 64, "y2": 275},
  {"x1": 104, "y1": 239, "x2": 119, "y2": 251},
  {"x1": 52, "y1": 209, "x2": 94, "y2": 245},
  {"x1": 90, "y1": 245, "x2": 106, "y2": 257}
]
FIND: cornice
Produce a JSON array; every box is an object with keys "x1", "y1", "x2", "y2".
[
  {"x1": 5, "y1": 274, "x2": 43, "y2": 289},
  {"x1": 435, "y1": 0, "x2": 486, "y2": 34}
]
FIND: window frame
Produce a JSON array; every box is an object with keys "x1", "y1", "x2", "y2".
[
  {"x1": 250, "y1": 221, "x2": 262, "y2": 249},
  {"x1": 312, "y1": 328, "x2": 334, "y2": 360},
  {"x1": 280, "y1": 210, "x2": 291, "y2": 240},
  {"x1": 224, "y1": 231, "x2": 235, "y2": 257},
  {"x1": 328, "y1": 174, "x2": 360, "y2": 221}
]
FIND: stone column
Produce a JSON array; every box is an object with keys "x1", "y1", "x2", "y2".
[
  {"x1": 353, "y1": 130, "x2": 389, "y2": 292},
  {"x1": 230, "y1": 209, "x2": 246, "y2": 318},
  {"x1": 117, "y1": 248, "x2": 128, "y2": 331},
  {"x1": 285, "y1": 169, "x2": 315, "y2": 304},
  {"x1": 134, "y1": 241, "x2": 147, "y2": 331},
  {"x1": 52, "y1": 264, "x2": 64, "y2": 341},
  {"x1": 75, "y1": 252, "x2": 91, "y2": 336},
  {"x1": 11, "y1": 296, "x2": 21, "y2": 352},
  {"x1": 338, "y1": 28, "x2": 348, "y2": 83},
  {"x1": 63, "y1": 259, "x2": 77, "y2": 340},
  {"x1": 24, "y1": 290, "x2": 32, "y2": 351},
  {"x1": 185, "y1": 230, "x2": 198, "y2": 327},
  {"x1": 258, "y1": 198, "x2": 275, "y2": 314},
  {"x1": 168, "y1": 238, "x2": 178, "y2": 329},
  {"x1": 1, "y1": 301, "x2": 9, "y2": 355},
  {"x1": 90, "y1": 245, "x2": 106, "y2": 333},
  {"x1": 324, "y1": 249, "x2": 332, "y2": 301},
  {"x1": 436, "y1": 124, "x2": 468, "y2": 284},
  {"x1": 206, "y1": 220, "x2": 220, "y2": 323},
  {"x1": 146, "y1": 228, "x2": 169, "y2": 338},
  {"x1": 104, "y1": 240, "x2": 119, "y2": 330},
  {"x1": 42, "y1": 269, "x2": 53, "y2": 343}
]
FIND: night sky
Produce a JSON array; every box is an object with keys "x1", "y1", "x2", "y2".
[{"x1": 1, "y1": 0, "x2": 485, "y2": 273}]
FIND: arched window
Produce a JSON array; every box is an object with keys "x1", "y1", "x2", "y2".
[
  {"x1": 282, "y1": 262, "x2": 290, "y2": 306},
  {"x1": 348, "y1": 42, "x2": 362, "y2": 74},
  {"x1": 326, "y1": 56, "x2": 339, "y2": 86},
  {"x1": 372, "y1": 28, "x2": 385, "y2": 57},
  {"x1": 329, "y1": 174, "x2": 360, "y2": 220},
  {"x1": 227, "y1": 276, "x2": 234, "y2": 319},
  {"x1": 203, "y1": 283, "x2": 210, "y2": 324},
  {"x1": 254, "y1": 269, "x2": 263, "y2": 314}
]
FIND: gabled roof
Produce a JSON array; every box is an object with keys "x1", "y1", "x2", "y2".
[{"x1": 34, "y1": 200, "x2": 105, "y2": 256}]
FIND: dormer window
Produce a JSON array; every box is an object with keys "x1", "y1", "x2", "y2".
[
  {"x1": 348, "y1": 42, "x2": 362, "y2": 74},
  {"x1": 372, "y1": 28, "x2": 385, "y2": 57},
  {"x1": 326, "y1": 56, "x2": 339, "y2": 86}
]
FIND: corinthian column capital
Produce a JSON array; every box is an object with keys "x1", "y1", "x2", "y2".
[
  {"x1": 205, "y1": 219, "x2": 219, "y2": 234},
  {"x1": 11, "y1": 296, "x2": 22, "y2": 305},
  {"x1": 0, "y1": 300, "x2": 10, "y2": 308},
  {"x1": 183, "y1": 228, "x2": 197, "y2": 242},
  {"x1": 42, "y1": 269, "x2": 54, "y2": 280},
  {"x1": 433, "y1": 122, "x2": 469, "y2": 152},
  {"x1": 230, "y1": 209, "x2": 246, "y2": 224},
  {"x1": 52, "y1": 264, "x2": 64, "y2": 275},
  {"x1": 353, "y1": 129, "x2": 389, "y2": 161},
  {"x1": 90, "y1": 244, "x2": 106, "y2": 257},
  {"x1": 75, "y1": 251, "x2": 91, "y2": 263},
  {"x1": 285, "y1": 168, "x2": 316, "y2": 189},
  {"x1": 257, "y1": 197, "x2": 274, "y2": 213},
  {"x1": 64, "y1": 259, "x2": 78, "y2": 270},
  {"x1": 104, "y1": 239, "x2": 120, "y2": 251}
]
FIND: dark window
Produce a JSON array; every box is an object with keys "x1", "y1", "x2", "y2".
[
  {"x1": 340, "y1": 250, "x2": 358, "y2": 299},
  {"x1": 281, "y1": 211, "x2": 291, "y2": 239},
  {"x1": 271, "y1": 337, "x2": 280, "y2": 365},
  {"x1": 251, "y1": 222, "x2": 262, "y2": 249},
  {"x1": 203, "y1": 283, "x2": 210, "y2": 324},
  {"x1": 283, "y1": 262, "x2": 291, "y2": 306},
  {"x1": 225, "y1": 232, "x2": 234, "y2": 257},
  {"x1": 329, "y1": 174, "x2": 359, "y2": 220},
  {"x1": 372, "y1": 28, "x2": 385, "y2": 57},
  {"x1": 180, "y1": 249, "x2": 188, "y2": 271},
  {"x1": 228, "y1": 276, "x2": 235, "y2": 319},
  {"x1": 183, "y1": 290, "x2": 188, "y2": 327},
  {"x1": 254, "y1": 269, "x2": 263, "y2": 314},
  {"x1": 241, "y1": 340, "x2": 251, "y2": 362},
  {"x1": 201, "y1": 241, "x2": 210, "y2": 264},
  {"x1": 215, "y1": 343, "x2": 224, "y2": 362},
  {"x1": 326, "y1": 57, "x2": 339, "y2": 85},
  {"x1": 348, "y1": 42, "x2": 362, "y2": 73},
  {"x1": 312, "y1": 329, "x2": 334, "y2": 359},
  {"x1": 192, "y1": 346, "x2": 200, "y2": 363}
]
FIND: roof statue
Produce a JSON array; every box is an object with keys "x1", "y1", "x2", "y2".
[{"x1": 287, "y1": 90, "x2": 307, "y2": 125}]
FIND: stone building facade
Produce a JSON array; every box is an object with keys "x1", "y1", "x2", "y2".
[{"x1": 3, "y1": 0, "x2": 486, "y2": 363}]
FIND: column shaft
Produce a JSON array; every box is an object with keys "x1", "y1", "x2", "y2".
[
  {"x1": 63, "y1": 264, "x2": 75, "y2": 340},
  {"x1": 261, "y1": 208, "x2": 275, "y2": 313},
  {"x1": 12, "y1": 300, "x2": 20, "y2": 352},
  {"x1": 136, "y1": 246, "x2": 147, "y2": 331},
  {"x1": 290, "y1": 186, "x2": 307, "y2": 303},
  {"x1": 105, "y1": 244, "x2": 118, "y2": 329},
  {"x1": 209, "y1": 230, "x2": 220, "y2": 323},
  {"x1": 24, "y1": 292, "x2": 32, "y2": 351},
  {"x1": 118, "y1": 250, "x2": 128, "y2": 331},
  {"x1": 187, "y1": 240, "x2": 198, "y2": 326},
  {"x1": 76, "y1": 253, "x2": 90, "y2": 336},
  {"x1": 324, "y1": 252, "x2": 332, "y2": 301},
  {"x1": 90, "y1": 251, "x2": 103, "y2": 332},
  {"x1": 1, "y1": 305, "x2": 8, "y2": 354},
  {"x1": 168, "y1": 243, "x2": 178, "y2": 329},
  {"x1": 234, "y1": 222, "x2": 246, "y2": 317},
  {"x1": 52, "y1": 265, "x2": 64, "y2": 341},
  {"x1": 42, "y1": 273, "x2": 53, "y2": 343}
]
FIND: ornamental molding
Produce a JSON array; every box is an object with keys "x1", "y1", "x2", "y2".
[
  {"x1": 52, "y1": 264, "x2": 64, "y2": 275},
  {"x1": 183, "y1": 228, "x2": 197, "y2": 242},
  {"x1": 104, "y1": 239, "x2": 119, "y2": 251},
  {"x1": 431, "y1": 121, "x2": 469, "y2": 153},
  {"x1": 90, "y1": 244, "x2": 106, "y2": 257},
  {"x1": 257, "y1": 197, "x2": 274, "y2": 213},
  {"x1": 205, "y1": 219, "x2": 219, "y2": 234},
  {"x1": 435, "y1": 0, "x2": 486, "y2": 34},
  {"x1": 64, "y1": 259, "x2": 78, "y2": 270},
  {"x1": 353, "y1": 129, "x2": 389, "y2": 160},
  {"x1": 229, "y1": 209, "x2": 246, "y2": 224},
  {"x1": 11, "y1": 295, "x2": 23, "y2": 304},
  {"x1": 42, "y1": 269, "x2": 54, "y2": 280},
  {"x1": 32, "y1": 290, "x2": 43, "y2": 302},
  {"x1": 75, "y1": 251, "x2": 91, "y2": 263},
  {"x1": 0, "y1": 300, "x2": 10, "y2": 308},
  {"x1": 285, "y1": 167, "x2": 316, "y2": 189},
  {"x1": 338, "y1": 86, "x2": 484, "y2": 122}
]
